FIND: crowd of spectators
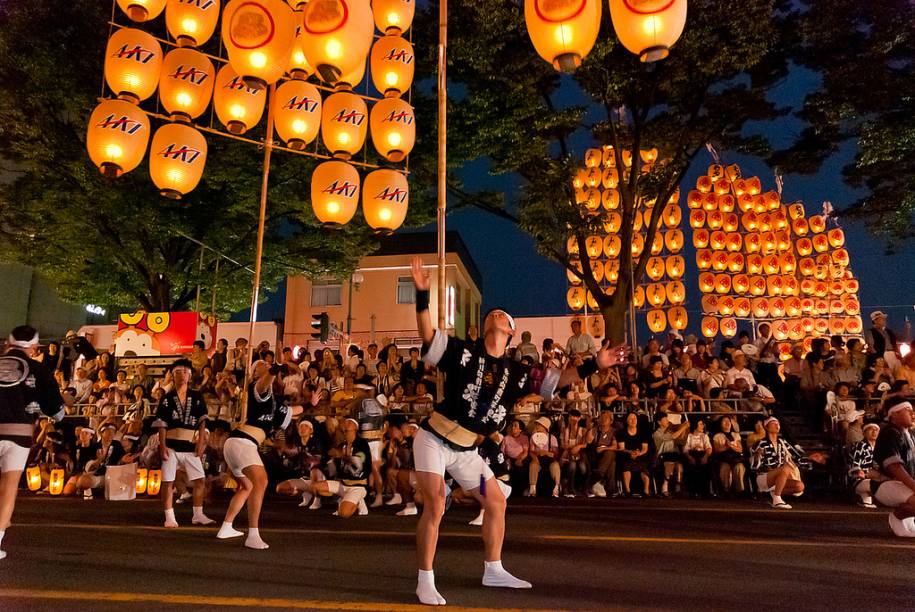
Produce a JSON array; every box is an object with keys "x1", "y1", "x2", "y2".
[{"x1": 16, "y1": 309, "x2": 915, "y2": 514}]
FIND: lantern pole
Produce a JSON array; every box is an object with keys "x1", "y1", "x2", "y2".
[
  {"x1": 241, "y1": 81, "x2": 278, "y2": 424},
  {"x1": 436, "y1": 0, "x2": 448, "y2": 331}
]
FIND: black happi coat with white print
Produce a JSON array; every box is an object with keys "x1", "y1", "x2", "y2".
[{"x1": 153, "y1": 388, "x2": 208, "y2": 452}]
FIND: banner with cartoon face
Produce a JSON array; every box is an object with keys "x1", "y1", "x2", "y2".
[{"x1": 114, "y1": 311, "x2": 217, "y2": 357}]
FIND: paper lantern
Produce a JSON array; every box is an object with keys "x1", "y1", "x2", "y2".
[
  {"x1": 647, "y1": 309, "x2": 667, "y2": 333},
  {"x1": 757, "y1": 213, "x2": 771, "y2": 233},
  {"x1": 701, "y1": 316, "x2": 719, "y2": 338},
  {"x1": 736, "y1": 193, "x2": 754, "y2": 212},
  {"x1": 588, "y1": 259, "x2": 605, "y2": 283},
  {"x1": 771, "y1": 209, "x2": 788, "y2": 230},
  {"x1": 567, "y1": 287, "x2": 586, "y2": 310},
  {"x1": 631, "y1": 233, "x2": 644, "y2": 256},
  {"x1": 664, "y1": 229, "x2": 684, "y2": 252},
  {"x1": 808, "y1": 214, "x2": 826, "y2": 233},
  {"x1": 751, "y1": 297, "x2": 770, "y2": 318},
  {"x1": 766, "y1": 276, "x2": 783, "y2": 296},
  {"x1": 147, "y1": 469, "x2": 162, "y2": 495},
  {"x1": 602, "y1": 146, "x2": 618, "y2": 167},
  {"x1": 720, "y1": 317, "x2": 737, "y2": 338},
  {"x1": 370, "y1": 35, "x2": 415, "y2": 97},
  {"x1": 740, "y1": 211, "x2": 757, "y2": 232},
  {"x1": 668, "y1": 306, "x2": 687, "y2": 331},
  {"x1": 609, "y1": 0, "x2": 687, "y2": 62},
  {"x1": 787, "y1": 202, "x2": 804, "y2": 220},
  {"x1": 714, "y1": 274, "x2": 731, "y2": 294},
  {"x1": 711, "y1": 251, "x2": 729, "y2": 272},
  {"x1": 792, "y1": 218, "x2": 810, "y2": 239},
  {"x1": 288, "y1": 25, "x2": 317, "y2": 79},
  {"x1": 322, "y1": 91, "x2": 368, "y2": 159},
  {"x1": 639, "y1": 148, "x2": 659, "y2": 165},
  {"x1": 752, "y1": 195, "x2": 767, "y2": 214},
  {"x1": 104, "y1": 28, "x2": 163, "y2": 104},
  {"x1": 301, "y1": 0, "x2": 374, "y2": 83},
  {"x1": 814, "y1": 281, "x2": 828, "y2": 297},
  {"x1": 26, "y1": 465, "x2": 41, "y2": 491},
  {"x1": 800, "y1": 278, "x2": 815, "y2": 296},
  {"x1": 712, "y1": 178, "x2": 729, "y2": 196},
  {"x1": 696, "y1": 175, "x2": 712, "y2": 193},
  {"x1": 166, "y1": 0, "x2": 221, "y2": 47},
  {"x1": 663, "y1": 204, "x2": 682, "y2": 228},
  {"x1": 702, "y1": 193, "x2": 719, "y2": 212},
  {"x1": 86, "y1": 99, "x2": 151, "y2": 178},
  {"x1": 844, "y1": 297, "x2": 861, "y2": 316},
  {"x1": 602, "y1": 211, "x2": 621, "y2": 234},
  {"x1": 650, "y1": 231, "x2": 664, "y2": 256},
  {"x1": 599, "y1": 235, "x2": 618, "y2": 259},
  {"x1": 585, "y1": 168, "x2": 601, "y2": 187},
  {"x1": 746, "y1": 254, "x2": 763, "y2": 275},
  {"x1": 213, "y1": 63, "x2": 266, "y2": 134},
  {"x1": 763, "y1": 254, "x2": 780, "y2": 275},
  {"x1": 689, "y1": 209, "x2": 706, "y2": 229},
  {"x1": 646, "y1": 256, "x2": 665, "y2": 281},
  {"x1": 567, "y1": 236, "x2": 580, "y2": 255},
  {"x1": 362, "y1": 169, "x2": 409, "y2": 234},
  {"x1": 812, "y1": 234, "x2": 830, "y2": 253},
  {"x1": 814, "y1": 319, "x2": 829, "y2": 335},
  {"x1": 718, "y1": 194, "x2": 735, "y2": 213},
  {"x1": 693, "y1": 229, "x2": 709, "y2": 249},
  {"x1": 733, "y1": 274, "x2": 750, "y2": 294},
  {"x1": 727, "y1": 253, "x2": 745, "y2": 274},
  {"x1": 222, "y1": 0, "x2": 297, "y2": 89},
  {"x1": 779, "y1": 253, "x2": 796, "y2": 274},
  {"x1": 373, "y1": 0, "x2": 415, "y2": 34},
  {"x1": 829, "y1": 298, "x2": 846, "y2": 315},
  {"x1": 710, "y1": 230, "x2": 727, "y2": 250},
  {"x1": 573, "y1": 169, "x2": 587, "y2": 189},
  {"x1": 687, "y1": 190, "x2": 703, "y2": 209},
  {"x1": 707, "y1": 210, "x2": 724, "y2": 230},
  {"x1": 665, "y1": 256, "x2": 684, "y2": 279},
  {"x1": 725, "y1": 232, "x2": 742, "y2": 252},
  {"x1": 832, "y1": 248, "x2": 850, "y2": 267},
  {"x1": 828, "y1": 280, "x2": 844, "y2": 296},
  {"x1": 584, "y1": 148, "x2": 602, "y2": 168},
  {"x1": 665, "y1": 281, "x2": 685, "y2": 305},
  {"x1": 734, "y1": 297, "x2": 751, "y2": 318},
  {"x1": 844, "y1": 278, "x2": 860, "y2": 294},
  {"x1": 149, "y1": 123, "x2": 207, "y2": 199},
  {"x1": 598, "y1": 188, "x2": 617, "y2": 211},
  {"x1": 606, "y1": 261, "x2": 620, "y2": 282},
  {"x1": 701, "y1": 295, "x2": 718, "y2": 314},
  {"x1": 158, "y1": 48, "x2": 215, "y2": 121},
  {"x1": 136, "y1": 467, "x2": 148, "y2": 494},
  {"x1": 761, "y1": 231, "x2": 777, "y2": 253},
  {"x1": 311, "y1": 160, "x2": 360, "y2": 226},
  {"x1": 798, "y1": 257, "x2": 815, "y2": 277},
  {"x1": 632, "y1": 285, "x2": 645, "y2": 308},
  {"x1": 646, "y1": 284, "x2": 667, "y2": 308},
  {"x1": 801, "y1": 317, "x2": 815, "y2": 333},
  {"x1": 782, "y1": 276, "x2": 799, "y2": 296},
  {"x1": 785, "y1": 297, "x2": 802, "y2": 318},
  {"x1": 699, "y1": 272, "x2": 715, "y2": 293},
  {"x1": 776, "y1": 230, "x2": 792, "y2": 252},
  {"x1": 272, "y1": 80, "x2": 322, "y2": 150},
  {"x1": 585, "y1": 236, "x2": 603, "y2": 259},
  {"x1": 745, "y1": 177, "x2": 761, "y2": 195},
  {"x1": 769, "y1": 297, "x2": 786, "y2": 318},
  {"x1": 586, "y1": 291, "x2": 599, "y2": 310},
  {"x1": 717, "y1": 296, "x2": 735, "y2": 316},
  {"x1": 749, "y1": 276, "x2": 767, "y2": 297},
  {"x1": 696, "y1": 249, "x2": 712, "y2": 271},
  {"x1": 846, "y1": 316, "x2": 863, "y2": 334},
  {"x1": 118, "y1": 0, "x2": 166, "y2": 22},
  {"x1": 787, "y1": 320, "x2": 804, "y2": 341},
  {"x1": 745, "y1": 232, "x2": 761, "y2": 253},
  {"x1": 722, "y1": 213, "x2": 739, "y2": 233},
  {"x1": 815, "y1": 253, "x2": 832, "y2": 269},
  {"x1": 49, "y1": 468, "x2": 65, "y2": 495},
  {"x1": 761, "y1": 191, "x2": 779, "y2": 210},
  {"x1": 524, "y1": 0, "x2": 601, "y2": 72},
  {"x1": 771, "y1": 320, "x2": 789, "y2": 341},
  {"x1": 567, "y1": 264, "x2": 582, "y2": 285},
  {"x1": 369, "y1": 97, "x2": 415, "y2": 162},
  {"x1": 584, "y1": 189, "x2": 601, "y2": 211}
]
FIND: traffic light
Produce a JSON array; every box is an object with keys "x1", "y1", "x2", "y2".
[{"x1": 311, "y1": 312, "x2": 329, "y2": 343}]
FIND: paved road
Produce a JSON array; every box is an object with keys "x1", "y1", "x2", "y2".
[{"x1": 2, "y1": 494, "x2": 914, "y2": 611}]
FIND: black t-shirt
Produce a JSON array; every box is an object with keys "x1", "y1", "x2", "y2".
[
  {"x1": 153, "y1": 389, "x2": 208, "y2": 452},
  {"x1": 874, "y1": 424, "x2": 915, "y2": 479},
  {"x1": 643, "y1": 372, "x2": 669, "y2": 399},
  {"x1": 229, "y1": 383, "x2": 291, "y2": 444},
  {"x1": 0, "y1": 348, "x2": 66, "y2": 446},
  {"x1": 422, "y1": 331, "x2": 530, "y2": 437},
  {"x1": 74, "y1": 442, "x2": 99, "y2": 473},
  {"x1": 95, "y1": 441, "x2": 125, "y2": 475},
  {"x1": 618, "y1": 427, "x2": 649, "y2": 452},
  {"x1": 337, "y1": 436, "x2": 372, "y2": 488}
]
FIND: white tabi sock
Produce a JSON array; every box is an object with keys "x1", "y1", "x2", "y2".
[
  {"x1": 216, "y1": 521, "x2": 244, "y2": 539},
  {"x1": 482, "y1": 560, "x2": 532, "y2": 589},
  {"x1": 164, "y1": 508, "x2": 178, "y2": 527},
  {"x1": 396, "y1": 503, "x2": 417, "y2": 516},
  {"x1": 0, "y1": 530, "x2": 5, "y2": 560},
  {"x1": 245, "y1": 527, "x2": 269, "y2": 550},
  {"x1": 416, "y1": 569, "x2": 446, "y2": 606},
  {"x1": 192, "y1": 506, "x2": 215, "y2": 525}
]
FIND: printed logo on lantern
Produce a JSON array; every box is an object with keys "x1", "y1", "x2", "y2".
[
  {"x1": 96, "y1": 114, "x2": 144, "y2": 135},
  {"x1": 169, "y1": 65, "x2": 210, "y2": 85},
  {"x1": 158, "y1": 144, "x2": 202, "y2": 164},
  {"x1": 322, "y1": 180, "x2": 358, "y2": 198},
  {"x1": 112, "y1": 44, "x2": 157, "y2": 64},
  {"x1": 224, "y1": 77, "x2": 261, "y2": 94},
  {"x1": 283, "y1": 96, "x2": 319, "y2": 113},
  {"x1": 383, "y1": 110, "x2": 414, "y2": 125},
  {"x1": 383, "y1": 48, "x2": 414, "y2": 64},
  {"x1": 179, "y1": 0, "x2": 216, "y2": 9},
  {"x1": 332, "y1": 109, "x2": 366, "y2": 125},
  {"x1": 375, "y1": 186, "x2": 407, "y2": 203}
]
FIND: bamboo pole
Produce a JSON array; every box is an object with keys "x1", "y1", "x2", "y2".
[{"x1": 436, "y1": 0, "x2": 448, "y2": 331}]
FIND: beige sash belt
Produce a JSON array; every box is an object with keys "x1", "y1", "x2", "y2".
[
  {"x1": 0, "y1": 423, "x2": 35, "y2": 437},
  {"x1": 165, "y1": 429, "x2": 196, "y2": 442},
  {"x1": 237, "y1": 423, "x2": 266, "y2": 445},
  {"x1": 428, "y1": 411, "x2": 483, "y2": 448},
  {"x1": 361, "y1": 430, "x2": 383, "y2": 441}
]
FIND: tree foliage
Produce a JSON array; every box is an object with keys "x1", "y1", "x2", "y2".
[{"x1": 0, "y1": 2, "x2": 435, "y2": 318}]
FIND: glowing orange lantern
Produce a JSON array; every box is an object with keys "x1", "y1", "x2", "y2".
[
  {"x1": 782, "y1": 276, "x2": 799, "y2": 296},
  {"x1": 720, "y1": 318, "x2": 738, "y2": 338},
  {"x1": 707, "y1": 210, "x2": 724, "y2": 230},
  {"x1": 714, "y1": 274, "x2": 731, "y2": 294},
  {"x1": 753, "y1": 195, "x2": 767, "y2": 214},
  {"x1": 814, "y1": 319, "x2": 829, "y2": 335},
  {"x1": 646, "y1": 284, "x2": 667, "y2": 307},
  {"x1": 213, "y1": 64, "x2": 266, "y2": 134},
  {"x1": 159, "y1": 48, "x2": 215, "y2": 121},
  {"x1": 666, "y1": 256, "x2": 685, "y2": 279},
  {"x1": 664, "y1": 229, "x2": 684, "y2": 253},
  {"x1": 601, "y1": 168, "x2": 619, "y2": 189},
  {"x1": 724, "y1": 232, "x2": 741, "y2": 252},
  {"x1": 723, "y1": 213, "x2": 739, "y2": 233},
  {"x1": 687, "y1": 190, "x2": 703, "y2": 209},
  {"x1": 273, "y1": 80, "x2": 322, "y2": 150},
  {"x1": 362, "y1": 169, "x2": 408, "y2": 234},
  {"x1": 808, "y1": 215, "x2": 826, "y2": 233},
  {"x1": 167, "y1": 0, "x2": 221, "y2": 48},
  {"x1": 844, "y1": 278, "x2": 860, "y2": 294},
  {"x1": 86, "y1": 99, "x2": 151, "y2": 178},
  {"x1": 751, "y1": 297, "x2": 770, "y2": 318},
  {"x1": 815, "y1": 254, "x2": 832, "y2": 269},
  {"x1": 311, "y1": 160, "x2": 360, "y2": 227},
  {"x1": 663, "y1": 203, "x2": 681, "y2": 228},
  {"x1": 567, "y1": 236, "x2": 580, "y2": 255},
  {"x1": 222, "y1": 0, "x2": 296, "y2": 89},
  {"x1": 717, "y1": 296, "x2": 735, "y2": 316},
  {"x1": 370, "y1": 35, "x2": 415, "y2": 97},
  {"x1": 701, "y1": 295, "x2": 719, "y2": 314},
  {"x1": 26, "y1": 466, "x2": 41, "y2": 491},
  {"x1": 608, "y1": 0, "x2": 688, "y2": 62},
  {"x1": 745, "y1": 177, "x2": 761, "y2": 195},
  {"x1": 800, "y1": 279, "x2": 815, "y2": 296},
  {"x1": 740, "y1": 210, "x2": 758, "y2": 232},
  {"x1": 373, "y1": 0, "x2": 415, "y2": 35},
  {"x1": 709, "y1": 251, "x2": 727, "y2": 272},
  {"x1": 709, "y1": 231, "x2": 726, "y2": 250},
  {"x1": 829, "y1": 299, "x2": 845, "y2": 315},
  {"x1": 301, "y1": 0, "x2": 374, "y2": 83},
  {"x1": 650, "y1": 232, "x2": 664, "y2": 255},
  {"x1": 104, "y1": 28, "x2": 163, "y2": 103},
  {"x1": 749, "y1": 276, "x2": 767, "y2": 297},
  {"x1": 118, "y1": 0, "x2": 166, "y2": 22},
  {"x1": 846, "y1": 316, "x2": 863, "y2": 334},
  {"x1": 149, "y1": 123, "x2": 207, "y2": 199},
  {"x1": 49, "y1": 469, "x2": 65, "y2": 495},
  {"x1": 769, "y1": 297, "x2": 786, "y2": 318},
  {"x1": 812, "y1": 234, "x2": 830, "y2": 253},
  {"x1": 737, "y1": 193, "x2": 754, "y2": 212},
  {"x1": 771, "y1": 209, "x2": 788, "y2": 230},
  {"x1": 322, "y1": 91, "x2": 368, "y2": 159},
  {"x1": 701, "y1": 194, "x2": 718, "y2": 212},
  {"x1": 725, "y1": 253, "x2": 743, "y2": 274},
  {"x1": 666, "y1": 281, "x2": 685, "y2": 305},
  {"x1": 832, "y1": 248, "x2": 850, "y2": 267},
  {"x1": 843, "y1": 297, "x2": 861, "y2": 316},
  {"x1": 771, "y1": 320, "x2": 789, "y2": 341},
  {"x1": 699, "y1": 272, "x2": 715, "y2": 293},
  {"x1": 603, "y1": 235, "x2": 621, "y2": 258},
  {"x1": 792, "y1": 217, "x2": 809, "y2": 237},
  {"x1": 631, "y1": 233, "x2": 644, "y2": 256},
  {"x1": 642, "y1": 148, "x2": 659, "y2": 164},
  {"x1": 829, "y1": 280, "x2": 844, "y2": 296},
  {"x1": 701, "y1": 316, "x2": 719, "y2": 338},
  {"x1": 733, "y1": 274, "x2": 750, "y2": 294},
  {"x1": 696, "y1": 175, "x2": 712, "y2": 193},
  {"x1": 788, "y1": 202, "x2": 805, "y2": 220},
  {"x1": 525, "y1": 0, "x2": 602, "y2": 72},
  {"x1": 689, "y1": 209, "x2": 706, "y2": 229},
  {"x1": 567, "y1": 287, "x2": 585, "y2": 311},
  {"x1": 719, "y1": 194, "x2": 736, "y2": 213},
  {"x1": 696, "y1": 249, "x2": 712, "y2": 270},
  {"x1": 757, "y1": 213, "x2": 771, "y2": 233},
  {"x1": 646, "y1": 257, "x2": 665, "y2": 281},
  {"x1": 814, "y1": 281, "x2": 828, "y2": 298},
  {"x1": 585, "y1": 236, "x2": 603, "y2": 259},
  {"x1": 798, "y1": 257, "x2": 815, "y2": 276},
  {"x1": 745, "y1": 233, "x2": 761, "y2": 253},
  {"x1": 602, "y1": 188, "x2": 620, "y2": 210},
  {"x1": 766, "y1": 276, "x2": 784, "y2": 296},
  {"x1": 370, "y1": 97, "x2": 415, "y2": 161},
  {"x1": 667, "y1": 306, "x2": 687, "y2": 331},
  {"x1": 588, "y1": 259, "x2": 605, "y2": 283},
  {"x1": 647, "y1": 309, "x2": 667, "y2": 333},
  {"x1": 779, "y1": 253, "x2": 796, "y2": 274},
  {"x1": 693, "y1": 229, "x2": 710, "y2": 249},
  {"x1": 785, "y1": 297, "x2": 802, "y2": 317},
  {"x1": 746, "y1": 254, "x2": 763, "y2": 275},
  {"x1": 763, "y1": 254, "x2": 780, "y2": 275},
  {"x1": 761, "y1": 231, "x2": 777, "y2": 253},
  {"x1": 734, "y1": 297, "x2": 751, "y2": 318},
  {"x1": 801, "y1": 317, "x2": 815, "y2": 333},
  {"x1": 567, "y1": 266, "x2": 582, "y2": 285},
  {"x1": 586, "y1": 291, "x2": 599, "y2": 310},
  {"x1": 787, "y1": 320, "x2": 804, "y2": 341},
  {"x1": 632, "y1": 285, "x2": 645, "y2": 308},
  {"x1": 776, "y1": 230, "x2": 792, "y2": 252},
  {"x1": 584, "y1": 189, "x2": 601, "y2": 211}
]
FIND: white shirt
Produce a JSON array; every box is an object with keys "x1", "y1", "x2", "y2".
[
  {"x1": 724, "y1": 367, "x2": 756, "y2": 388},
  {"x1": 72, "y1": 378, "x2": 93, "y2": 402},
  {"x1": 685, "y1": 432, "x2": 711, "y2": 453},
  {"x1": 364, "y1": 356, "x2": 380, "y2": 376},
  {"x1": 565, "y1": 333, "x2": 597, "y2": 357}
]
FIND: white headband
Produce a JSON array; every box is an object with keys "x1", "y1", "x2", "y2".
[
  {"x1": 764, "y1": 417, "x2": 779, "y2": 427},
  {"x1": 7, "y1": 331, "x2": 39, "y2": 349},
  {"x1": 887, "y1": 402, "x2": 913, "y2": 418}
]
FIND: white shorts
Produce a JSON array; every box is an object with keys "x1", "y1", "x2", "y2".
[
  {"x1": 0, "y1": 440, "x2": 29, "y2": 473},
  {"x1": 756, "y1": 473, "x2": 774, "y2": 493},
  {"x1": 338, "y1": 483, "x2": 368, "y2": 506},
  {"x1": 875, "y1": 481, "x2": 915, "y2": 508},
  {"x1": 368, "y1": 440, "x2": 382, "y2": 462},
  {"x1": 84, "y1": 474, "x2": 104, "y2": 489},
  {"x1": 413, "y1": 427, "x2": 493, "y2": 493},
  {"x1": 161, "y1": 450, "x2": 205, "y2": 482},
  {"x1": 223, "y1": 437, "x2": 263, "y2": 478}
]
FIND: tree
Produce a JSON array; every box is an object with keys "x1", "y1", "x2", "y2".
[
  {"x1": 418, "y1": 0, "x2": 790, "y2": 343},
  {"x1": 770, "y1": 0, "x2": 915, "y2": 244},
  {"x1": 0, "y1": 2, "x2": 435, "y2": 318}
]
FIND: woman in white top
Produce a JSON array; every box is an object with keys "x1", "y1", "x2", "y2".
[
  {"x1": 683, "y1": 420, "x2": 712, "y2": 498},
  {"x1": 698, "y1": 357, "x2": 726, "y2": 399}
]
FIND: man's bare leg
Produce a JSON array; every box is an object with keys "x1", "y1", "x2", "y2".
[
  {"x1": 469, "y1": 478, "x2": 532, "y2": 589},
  {"x1": 415, "y1": 470, "x2": 447, "y2": 606}
]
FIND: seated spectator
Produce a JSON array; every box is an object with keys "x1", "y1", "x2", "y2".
[
  {"x1": 70, "y1": 368, "x2": 92, "y2": 401},
  {"x1": 559, "y1": 410, "x2": 591, "y2": 497},
  {"x1": 501, "y1": 419, "x2": 529, "y2": 493},
  {"x1": 625, "y1": 382, "x2": 646, "y2": 414},
  {"x1": 653, "y1": 413, "x2": 688, "y2": 497},
  {"x1": 293, "y1": 419, "x2": 370, "y2": 518},
  {"x1": 894, "y1": 353, "x2": 915, "y2": 388},
  {"x1": 656, "y1": 388, "x2": 686, "y2": 423},
  {"x1": 386, "y1": 384, "x2": 409, "y2": 413},
  {"x1": 528, "y1": 417, "x2": 561, "y2": 498},
  {"x1": 74, "y1": 424, "x2": 125, "y2": 499},
  {"x1": 801, "y1": 355, "x2": 832, "y2": 419},
  {"x1": 751, "y1": 417, "x2": 805, "y2": 509},
  {"x1": 640, "y1": 339, "x2": 669, "y2": 370},
  {"x1": 872, "y1": 398, "x2": 915, "y2": 537},
  {"x1": 565, "y1": 319, "x2": 597, "y2": 359},
  {"x1": 724, "y1": 351, "x2": 756, "y2": 390},
  {"x1": 124, "y1": 385, "x2": 151, "y2": 423},
  {"x1": 353, "y1": 363, "x2": 373, "y2": 387},
  {"x1": 864, "y1": 356, "x2": 894, "y2": 388},
  {"x1": 643, "y1": 357, "x2": 670, "y2": 400},
  {"x1": 713, "y1": 416, "x2": 746, "y2": 497},
  {"x1": 698, "y1": 357, "x2": 725, "y2": 399},
  {"x1": 588, "y1": 411, "x2": 618, "y2": 498},
  {"x1": 672, "y1": 353, "x2": 700, "y2": 397},
  {"x1": 719, "y1": 341, "x2": 736, "y2": 369},
  {"x1": 847, "y1": 338, "x2": 867, "y2": 378},
  {"x1": 345, "y1": 345, "x2": 361, "y2": 375},
  {"x1": 408, "y1": 381, "x2": 434, "y2": 416},
  {"x1": 305, "y1": 364, "x2": 327, "y2": 394},
  {"x1": 691, "y1": 339, "x2": 711, "y2": 369},
  {"x1": 617, "y1": 412, "x2": 651, "y2": 498},
  {"x1": 848, "y1": 422, "x2": 880, "y2": 509},
  {"x1": 832, "y1": 352, "x2": 860, "y2": 387},
  {"x1": 363, "y1": 343, "x2": 379, "y2": 376},
  {"x1": 112, "y1": 370, "x2": 130, "y2": 403},
  {"x1": 276, "y1": 419, "x2": 328, "y2": 510},
  {"x1": 374, "y1": 361, "x2": 397, "y2": 397},
  {"x1": 730, "y1": 378, "x2": 775, "y2": 413},
  {"x1": 598, "y1": 383, "x2": 624, "y2": 413},
  {"x1": 282, "y1": 361, "x2": 304, "y2": 399},
  {"x1": 399, "y1": 347, "x2": 424, "y2": 395},
  {"x1": 683, "y1": 420, "x2": 713, "y2": 498},
  {"x1": 514, "y1": 331, "x2": 540, "y2": 363},
  {"x1": 188, "y1": 340, "x2": 209, "y2": 374},
  {"x1": 63, "y1": 426, "x2": 98, "y2": 496}
]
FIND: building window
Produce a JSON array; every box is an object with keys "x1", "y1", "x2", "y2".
[
  {"x1": 396, "y1": 276, "x2": 415, "y2": 304},
  {"x1": 311, "y1": 281, "x2": 342, "y2": 307}
]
